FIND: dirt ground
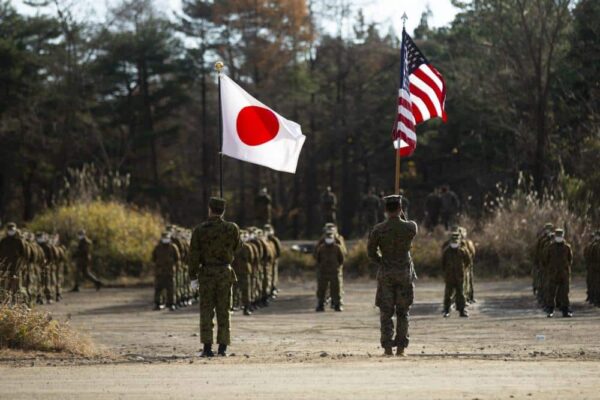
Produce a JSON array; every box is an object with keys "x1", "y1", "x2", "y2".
[{"x1": 1, "y1": 278, "x2": 600, "y2": 399}]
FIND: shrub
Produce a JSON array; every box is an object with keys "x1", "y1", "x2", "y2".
[
  {"x1": 0, "y1": 302, "x2": 97, "y2": 356},
  {"x1": 279, "y1": 248, "x2": 315, "y2": 278},
  {"x1": 27, "y1": 200, "x2": 164, "y2": 278}
]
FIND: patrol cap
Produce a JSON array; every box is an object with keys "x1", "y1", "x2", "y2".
[
  {"x1": 450, "y1": 232, "x2": 461, "y2": 240},
  {"x1": 166, "y1": 225, "x2": 175, "y2": 231},
  {"x1": 544, "y1": 223, "x2": 554, "y2": 230},
  {"x1": 263, "y1": 224, "x2": 273, "y2": 232},
  {"x1": 161, "y1": 231, "x2": 171, "y2": 238},
  {"x1": 78, "y1": 229, "x2": 86, "y2": 236},
  {"x1": 35, "y1": 231, "x2": 45, "y2": 237},
  {"x1": 209, "y1": 197, "x2": 226, "y2": 213},
  {"x1": 383, "y1": 195, "x2": 401, "y2": 205},
  {"x1": 6, "y1": 222, "x2": 16, "y2": 230},
  {"x1": 240, "y1": 229, "x2": 248, "y2": 235},
  {"x1": 554, "y1": 229, "x2": 564, "y2": 237},
  {"x1": 325, "y1": 231, "x2": 335, "y2": 238}
]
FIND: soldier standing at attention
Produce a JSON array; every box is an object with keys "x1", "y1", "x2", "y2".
[
  {"x1": 152, "y1": 232, "x2": 180, "y2": 311},
  {"x1": 315, "y1": 231, "x2": 345, "y2": 312},
  {"x1": 442, "y1": 232, "x2": 471, "y2": 318},
  {"x1": 0, "y1": 222, "x2": 27, "y2": 304},
  {"x1": 232, "y1": 229, "x2": 253, "y2": 316},
  {"x1": 189, "y1": 197, "x2": 241, "y2": 357},
  {"x1": 255, "y1": 188, "x2": 272, "y2": 226},
  {"x1": 368, "y1": 195, "x2": 418, "y2": 357},
  {"x1": 321, "y1": 186, "x2": 338, "y2": 225},
  {"x1": 543, "y1": 229, "x2": 573, "y2": 318},
  {"x1": 71, "y1": 229, "x2": 102, "y2": 292}
]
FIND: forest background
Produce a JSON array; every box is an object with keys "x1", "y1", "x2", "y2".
[{"x1": 0, "y1": 0, "x2": 598, "y2": 240}]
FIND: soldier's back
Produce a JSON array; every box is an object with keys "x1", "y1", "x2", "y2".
[{"x1": 370, "y1": 217, "x2": 417, "y2": 268}]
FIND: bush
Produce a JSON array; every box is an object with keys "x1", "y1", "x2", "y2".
[
  {"x1": 279, "y1": 248, "x2": 315, "y2": 278},
  {"x1": 27, "y1": 200, "x2": 164, "y2": 279},
  {"x1": 0, "y1": 302, "x2": 97, "y2": 356}
]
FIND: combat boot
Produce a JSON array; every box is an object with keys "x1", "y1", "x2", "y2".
[
  {"x1": 396, "y1": 347, "x2": 406, "y2": 357},
  {"x1": 169, "y1": 304, "x2": 177, "y2": 312},
  {"x1": 201, "y1": 344, "x2": 214, "y2": 358},
  {"x1": 55, "y1": 294, "x2": 62, "y2": 302},
  {"x1": 546, "y1": 308, "x2": 554, "y2": 318},
  {"x1": 315, "y1": 302, "x2": 325, "y2": 312},
  {"x1": 459, "y1": 310, "x2": 469, "y2": 318},
  {"x1": 94, "y1": 281, "x2": 102, "y2": 291},
  {"x1": 443, "y1": 309, "x2": 450, "y2": 318},
  {"x1": 218, "y1": 344, "x2": 227, "y2": 357},
  {"x1": 562, "y1": 309, "x2": 573, "y2": 318},
  {"x1": 243, "y1": 306, "x2": 252, "y2": 316},
  {"x1": 383, "y1": 347, "x2": 393, "y2": 356},
  {"x1": 153, "y1": 304, "x2": 161, "y2": 311},
  {"x1": 334, "y1": 304, "x2": 343, "y2": 312}
]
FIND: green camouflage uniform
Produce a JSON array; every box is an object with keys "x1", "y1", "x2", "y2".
[
  {"x1": 442, "y1": 242, "x2": 471, "y2": 313},
  {"x1": 232, "y1": 239, "x2": 253, "y2": 310},
  {"x1": 152, "y1": 239, "x2": 180, "y2": 308},
  {"x1": 543, "y1": 237, "x2": 572, "y2": 313},
  {"x1": 264, "y1": 226, "x2": 282, "y2": 294},
  {"x1": 315, "y1": 240, "x2": 344, "y2": 307},
  {"x1": 189, "y1": 215, "x2": 241, "y2": 346},
  {"x1": 0, "y1": 228, "x2": 27, "y2": 304},
  {"x1": 584, "y1": 233, "x2": 599, "y2": 305},
  {"x1": 368, "y1": 215, "x2": 418, "y2": 350},
  {"x1": 73, "y1": 236, "x2": 101, "y2": 289}
]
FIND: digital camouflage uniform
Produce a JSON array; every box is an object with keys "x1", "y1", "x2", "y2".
[
  {"x1": 368, "y1": 207, "x2": 418, "y2": 352},
  {"x1": 543, "y1": 231, "x2": 573, "y2": 315},
  {"x1": 189, "y1": 210, "x2": 241, "y2": 346},
  {"x1": 0, "y1": 224, "x2": 27, "y2": 304},
  {"x1": 152, "y1": 238, "x2": 180, "y2": 309},
  {"x1": 315, "y1": 239, "x2": 344, "y2": 309}
]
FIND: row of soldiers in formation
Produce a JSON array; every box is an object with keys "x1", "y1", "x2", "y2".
[
  {"x1": 533, "y1": 223, "x2": 600, "y2": 317},
  {"x1": 151, "y1": 223, "x2": 282, "y2": 316},
  {"x1": 0, "y1": 223, "x2": 101, "y2": 306}
]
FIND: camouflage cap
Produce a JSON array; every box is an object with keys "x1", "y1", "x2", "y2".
[
  {"x1": 161, "y1": 231, "x2": 171, "y2": 238},
  {"x1": 263, "y1": 224, "x2": 273, "y2": 231},
  {"x1": 544, "y1": 223, "x2": 554, "y2": 230},
  {"x1": 6, "y1": 222, "x2": 16, "y2": 230},
  {"x1": 209, "y1": 197, "x2": 226, "y2": 213},
  {"x1": 554, "y1": 228, "x2": 564, "y2": 237},
  {"x1": 325, "y1": 231, "x2": 335, "y2": 238}
]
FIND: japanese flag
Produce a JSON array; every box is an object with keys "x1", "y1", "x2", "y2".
[{"x1": 220, "y1": 74, "x2": 306, "y2": 173}]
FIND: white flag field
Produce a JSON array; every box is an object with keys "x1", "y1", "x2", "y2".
[{"x1": 220, "y1": 74, "x2": 306, "y2": 174}]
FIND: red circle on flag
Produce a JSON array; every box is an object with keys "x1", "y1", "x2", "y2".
[{"x1": 236, "y1": 106, "x2": 280, "y2": 146}]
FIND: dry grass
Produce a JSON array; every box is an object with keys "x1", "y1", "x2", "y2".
[{"x1": 0, "y1": 301, "x2": 97, "y2": 357}]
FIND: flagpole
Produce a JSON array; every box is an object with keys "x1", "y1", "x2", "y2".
[
  {"x1": 395, "y1": 13, "x2": 408, "y2": 195},
  {"x1": 215, "y1": 61, "x2": 224, "y2": 198}
]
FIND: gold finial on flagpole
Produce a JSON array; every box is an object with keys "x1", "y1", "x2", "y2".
[{"x1": 215, "y1": 61, "x2": 224, "y2": 73}]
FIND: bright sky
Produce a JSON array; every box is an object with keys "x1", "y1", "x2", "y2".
[{"x1": 12, "y1": 0, "x2": 459, "y2": 36}]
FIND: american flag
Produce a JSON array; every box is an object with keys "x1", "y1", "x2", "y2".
[{"x1": 393, "y1": 29, "x2": 447, "y2": 156}]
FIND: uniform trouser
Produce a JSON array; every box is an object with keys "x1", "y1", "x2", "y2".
[
  {"x1": 317, "y1": 270, "x2": 343, "y2": 305},
  {"x1": 255, "y1": 263, "x2": 264, "y2": 301},
  {"x1": 236, "y1": 272, "x2": 251, "y2": 307},
  {"x1": 24, "y1": 264, "x2": 37, "y2": 305},
  {"x1": 262, "y1": 261, "x2": 272, "y2": 299},
  {"x1": 251, "y1": 263, "x2": 259, "y2": 303},
  {"x1": 155, "y1": 273, "x2": 176, "y2": 306},
  {"x1": 75, "y1": 262, "x2": 101, "y2": 287},
  {"x1": 199, "y1": 267, "x2": 235, "y2": 345},
  {"x1": 378, "y1": 270, "x2": 414, "y2": 349},
  {"x1": 5, "y1": 274, "x2": 26, "y2": 304},
  {"x1": 545, "y1": 274, "x2": 570, "y2": 311},
  {"x1": 55, "y1": 262, "x2": 63, "y2": 297},
  {"x1": 42, "y1": 263, "x2": 55, "y2": 300},
  {"x1": 272, "y1": 260, "x2": 279, "y2": 291},
  {"x1": 444, "y1": 278, "x2": 466, "y2": 312}
]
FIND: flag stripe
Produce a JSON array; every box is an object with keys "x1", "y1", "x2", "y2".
[{"x1": 410, "y1": 75, "x2": 443, "y2": 117}]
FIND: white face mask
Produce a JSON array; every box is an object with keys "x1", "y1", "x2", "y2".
[
  {"x1": 161, "y1": 238, "x2": 171, "y2": 244},
  {"x1": 36, "y1": 237, "x2": 46, "y2": 244},
  {"x1": 250, "y1": 233, "x2": 256, "y2": 240},
  {"x1": 78, "y1": 235, "x2": 85, "y2": 240},
  {"x1": 7, "y1": 229, "x2": 16, "y2": 237},
  {"x1": 325, "y1": 238, "x2": 335, "y2": 245},
  {"x1": 450, "y1": 242, "x2": 459, "y2": 249},
  {"x1": 241, "y1": 235, "x2": 249, "y2": 242},
  {"x1": 555, "y1": 237, "x2": 564, "y2": 243}
]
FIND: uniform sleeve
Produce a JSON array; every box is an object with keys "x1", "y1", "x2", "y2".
[
  {"x1": 337, "y1": 245, "x2": 344, "y2": 265},
  {"x1": 231, "y1": 224, "x2": 242, "y2": 254},
  {"x1": 567, "y1": 245, "x2": 573, "y2": 265},
  {"x1": 189, "y1": 228, "x2": 202, "y2": 278},
  {"x1": 367, "y1": 229, "x2": 382, "y2": 264},
  {"x1": 172, "y1": 245, "x2": 181, "y2": 263}
]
